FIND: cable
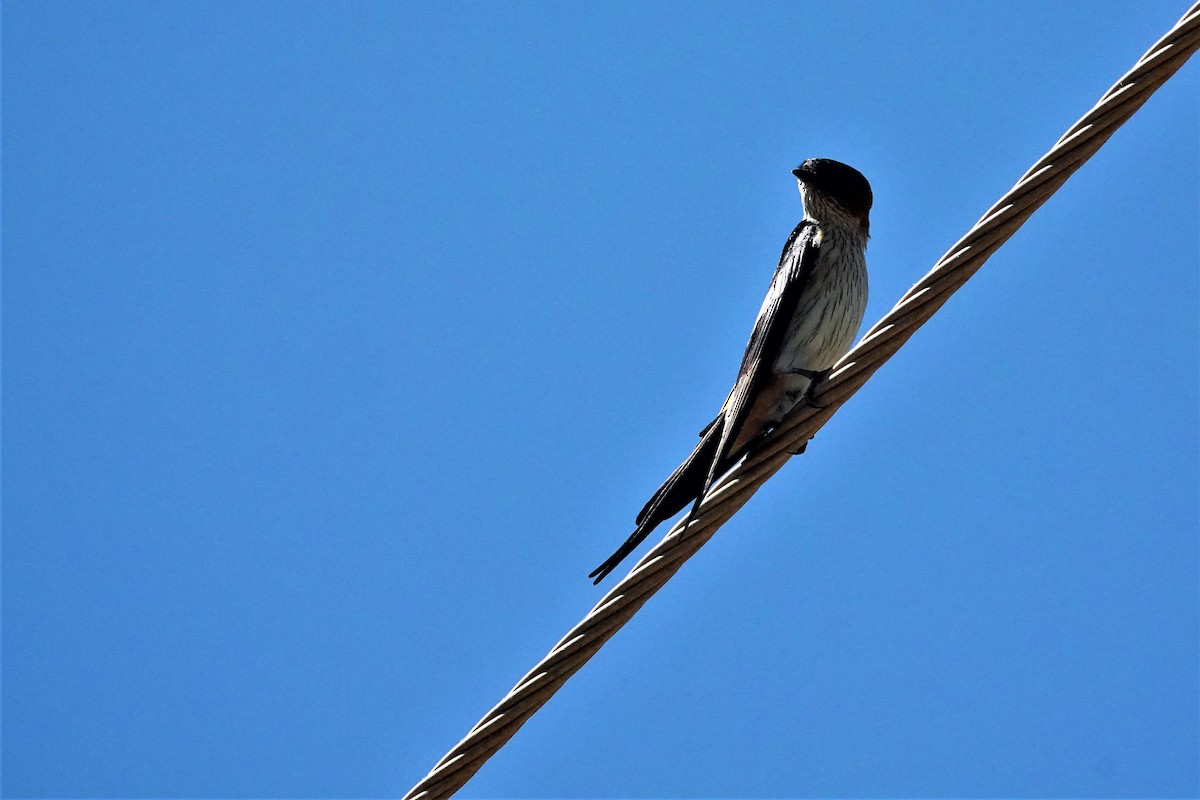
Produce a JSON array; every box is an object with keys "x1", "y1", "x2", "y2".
[{"x1": 403, "y1": 5, "x2": 1200, "y2": 797}]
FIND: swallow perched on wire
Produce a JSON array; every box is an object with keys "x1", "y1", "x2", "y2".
[{"x1": 590, "y1": 158, "x2": 873, "y2": 584}]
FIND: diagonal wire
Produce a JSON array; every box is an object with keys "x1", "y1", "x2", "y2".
[{"x1": 403, "y1": 4, "x2": 1200, "y2": 798}]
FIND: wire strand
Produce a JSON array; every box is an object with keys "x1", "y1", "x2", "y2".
[{"x1": 403, "y1": 5, "x2": 1200, "y2": 797}]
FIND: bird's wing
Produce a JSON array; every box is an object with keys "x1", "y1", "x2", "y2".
[
  {"x1": 588, "y1": 221, "x2": 821, "y2": 584},
  {"x1": 692, "y1": 219, "x2": 821, "y2": 513}
]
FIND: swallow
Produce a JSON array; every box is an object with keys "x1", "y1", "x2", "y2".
[{"x1": 590, "y1": 158, "x2": 873, "y2": 584}]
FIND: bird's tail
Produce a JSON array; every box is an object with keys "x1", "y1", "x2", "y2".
[{"x1": 589, "y1": 416, "x2": 724, "y2": 584}]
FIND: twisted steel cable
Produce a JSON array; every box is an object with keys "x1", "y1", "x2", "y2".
[{"x1": 404, "y1": 5, "x2": 1199, "y2": 797}]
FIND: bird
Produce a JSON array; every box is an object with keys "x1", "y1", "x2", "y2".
[{"x1": 590, "y1": 158, "x2": 873, "y2": 584}]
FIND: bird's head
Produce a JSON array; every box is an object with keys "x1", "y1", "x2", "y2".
[{"x1": 792, "y1": 158, "x2": 872, "y2": 235}]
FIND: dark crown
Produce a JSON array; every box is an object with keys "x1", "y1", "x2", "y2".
[{"x1": 792, "y1": 158, "x2": 873, "y2": 219}]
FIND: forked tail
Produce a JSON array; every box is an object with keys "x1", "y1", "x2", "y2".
[{"x1": 589, "y1": 416, "x2": 723, "y2": 584}]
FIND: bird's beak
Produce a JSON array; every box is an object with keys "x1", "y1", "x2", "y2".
[{"x1": 791, "y1": 167, "x2": 804, "y2": 180}]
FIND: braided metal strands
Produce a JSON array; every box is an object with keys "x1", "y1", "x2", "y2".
[{"x1": 402, "y1": 6, "x2": 1199, "y2": 798}]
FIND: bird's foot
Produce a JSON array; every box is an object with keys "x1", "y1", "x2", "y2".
[
  {"x1": 792, "y1": 367, "x2": 831, "y2": 409},
  {"x1": 788, "y1": 439, "x2": 809, "y2": 456}
]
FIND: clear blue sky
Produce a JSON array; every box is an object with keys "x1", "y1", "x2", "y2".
[{"x1": 4, "y1": 2, "x2": 1197, "y2": 797}]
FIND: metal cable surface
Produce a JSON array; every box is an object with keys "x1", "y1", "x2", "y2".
[{"x1": 403, "y1": 5, "x2": 1200, "y2": 797}]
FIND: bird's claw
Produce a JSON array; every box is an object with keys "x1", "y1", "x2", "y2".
[{"x1": 792, "y1": 367, "x2": 831, "y2": 409}]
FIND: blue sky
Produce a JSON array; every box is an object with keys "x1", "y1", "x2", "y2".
[{"x1": 3, "y1": 1, "x2": 1197, "y2": 797}]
